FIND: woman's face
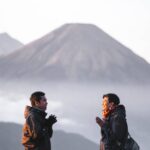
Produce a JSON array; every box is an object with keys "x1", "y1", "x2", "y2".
[{"x1": 102, "y1": 97, "x2": 109, "y2": 118}]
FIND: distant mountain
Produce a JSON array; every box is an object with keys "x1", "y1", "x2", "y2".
[
  {"x1": 0, "y1": 23, "x2": 150, "y2": 84},
  {"x1": 0, "y1": 122, "x2": 23, "y2": 150},
  {"x1": 0, "y1": 122, "x2": 98, "y2": 150},
  {"x1": 0, "y1": 33, "x2": 23, "y2": 55}
]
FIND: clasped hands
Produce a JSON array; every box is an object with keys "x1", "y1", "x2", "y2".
[{"x1": 46, "y1": 114, "x2": 57, "y2": 126}]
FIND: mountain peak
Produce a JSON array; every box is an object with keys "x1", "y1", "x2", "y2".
[
  {"x1": 60, "y1": 23, "x2": 100, "y2": 29},
  {"x1": 0, "y1": 32, "x2": 23, "y2": 55},
  {"x1": 0, "y1": 32, "x2": 11, "y2": 38},
  {"x1": 0, "y1": 24, "x2": 150, "y2": 84}
]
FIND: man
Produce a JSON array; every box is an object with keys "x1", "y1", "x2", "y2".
[
  {"x1": 22, "y1": 91, "x2": 57, "y2": 150},
  {"x1": 96, "y1": 93, "x2": 128, "y2": 150}
]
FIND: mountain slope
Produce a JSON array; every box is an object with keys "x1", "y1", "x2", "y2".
[
  {"x1": 0, "y1": 122, "x2": 98, "y2": 150},
  {"x1": 0, "y1": 24, "x2": 149, "y2": 84},
  {"x1": 0, "y1": 33, "x2": 23, "y2": 55}
]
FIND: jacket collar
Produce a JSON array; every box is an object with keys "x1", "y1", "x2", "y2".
[{"x1": 31, "y1": 106, "x2": 47, "y2": 117}]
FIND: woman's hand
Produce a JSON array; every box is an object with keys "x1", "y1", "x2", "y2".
[{"x1": 96, "y1": 116, "x2": 104, "y2": 127}]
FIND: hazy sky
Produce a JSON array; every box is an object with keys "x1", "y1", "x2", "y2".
[{"x1": 0, "y1": 0, "x2": 150, "y2": 62}]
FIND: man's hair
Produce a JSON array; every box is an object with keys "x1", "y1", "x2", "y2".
[
  {"x1": 103, "y1": 93, "x2": 120, "y2": 105},
  {"x1": 30, "y1": 91, "x2": 45, "y2": 106}
]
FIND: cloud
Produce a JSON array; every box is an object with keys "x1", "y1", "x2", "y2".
[
  {"x1": 0, "y1": 90, "x2": 63, "y2": 124},
  {"x1": 58, "y1": 118, "x2": 83, "y2": 127}
]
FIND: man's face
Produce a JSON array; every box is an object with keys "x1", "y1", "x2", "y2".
[{"x1": 36, "y1": 96, "x2": 48, "y2": 111}]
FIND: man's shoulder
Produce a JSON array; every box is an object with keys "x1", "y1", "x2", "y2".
[{"x1": 25, "y1": 110, "x2": 38, "y2": 121}]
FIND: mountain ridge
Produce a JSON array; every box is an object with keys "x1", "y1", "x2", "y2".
[{"x1": 0, "y1": 122, "x2": 98, "y2": 150}]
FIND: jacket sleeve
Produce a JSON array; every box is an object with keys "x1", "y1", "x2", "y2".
[
  {"x1": 26, "y1": 115, "x2": 46, "y2": 140},
  {"x1": 45, "y1": 118, "x2": 53, "y2": 138},
  {"x1": 47, "y1": 125, "x2": 53, "y2": 138}
]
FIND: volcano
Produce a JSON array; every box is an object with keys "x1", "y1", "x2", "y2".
[{"x1": 0, "y1": 23, "x2": 149, "y2": 84}]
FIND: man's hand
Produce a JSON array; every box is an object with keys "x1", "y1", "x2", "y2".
[
  {"x1": 96, "y1": 116, "x2": 104, "y2": 127},
  {"x1": 47, "y1": 115, "x2": 57, "y2": 126}
]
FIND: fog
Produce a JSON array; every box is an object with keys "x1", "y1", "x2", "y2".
[{"x1": 0, "y1": 81, "x2": 149, "y2": 149}]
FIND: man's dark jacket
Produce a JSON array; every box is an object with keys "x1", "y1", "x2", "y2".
[
  {"x1": 100, "y1": 105, "x2": 128, "y2": 150},
  {"x1": 22, "y1": 106, "x2": 53, "y2": 150}
]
